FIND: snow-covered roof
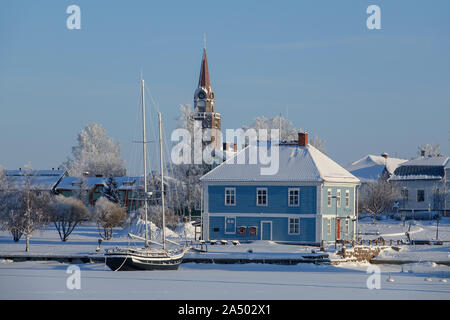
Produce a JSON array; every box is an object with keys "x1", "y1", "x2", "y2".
[
  {"x1": 55, "y1": 175, "x2": 178, "y2": 191},
  {"x1": 56, "y1": 177, "x2": 106, "y2": 190},
  {"x1": 389, "y1": 156, "x2": 449, "y2": 181},
  {"x1": 6, "y1": 169, "x2": 66, "y2": 177},
  {"x1": 402, "y1": 156, "x2": 449, "y2": 167},
  {"x1": 345, "y1": 155, "x2": 407, "y2": 182},
  {"x1": 201, "y1": 143, "x2": 360, "y2": 184},
  {"x1": 4, "y1": 170, "x2": 66, "y2": 191}
]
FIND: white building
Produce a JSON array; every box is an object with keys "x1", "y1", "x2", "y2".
[
  {"x1": 389, "y1": 156, "x2": 449, "y2": 217},
  {"x1": 345, "y1": 153, "x2": 407, "y2": 183}
]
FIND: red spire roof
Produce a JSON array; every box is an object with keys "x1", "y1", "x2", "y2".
[{"x1": 198, "y1": 48, "x2": 210, "y2": 90}]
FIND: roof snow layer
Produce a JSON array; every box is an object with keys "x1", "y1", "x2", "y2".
[
  {"x1": 345, "y1": 155, "x2": 407, "y2": 182},
  {"x1": 201, "y1": 144, "x2": 359, "y2": 184}
]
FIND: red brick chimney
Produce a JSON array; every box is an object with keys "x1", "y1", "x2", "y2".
[{"x1": 298, "y1": 132, "x2": 308, "y2": 147}]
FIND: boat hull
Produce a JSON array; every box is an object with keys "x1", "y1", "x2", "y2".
[{"x1": 105, "y1": 252, "x2": 185, "y2": 271}]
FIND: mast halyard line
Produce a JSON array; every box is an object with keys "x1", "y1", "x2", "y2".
[
  {"x1": 142, "y1": 79, "x2": 149, "y2": 248},
  {"x1": 158, "y1": 112, "x2": 166, "y2": 251}
]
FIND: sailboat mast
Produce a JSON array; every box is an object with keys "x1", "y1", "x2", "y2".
[
  {"x1": 158, "y1": 112, "x2": 166, "y2": 251},
  {"x1": 142, "y1": 79, "x2": 149, "y2": 248}
]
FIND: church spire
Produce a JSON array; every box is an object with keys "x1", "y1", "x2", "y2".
[{"x1": 198, "y1": 48, "x2": 211, "y2": 91}]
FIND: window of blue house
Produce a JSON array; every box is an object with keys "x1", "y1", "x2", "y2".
[
  {"x1": 336, "y1": 189, "x2": 341, "y2": 208},
  {"x1": 327, "y1": 189, "x2": 332, "y2": 207},
  {"x1": 288, "y1": 188, "x2": 300, "y2": 206},
  {"x1": 225, "y1": 188, "x2": 236, "y2": 206},
  {"x1": 345, "y1": 190, "x2": 350, "y2": 208},
  {"x1": 288, "y1": 218, "x2": 300, "y2": 235},
  {"x1": 257, "y1": 188, "x2": 268, "y2": 206}
]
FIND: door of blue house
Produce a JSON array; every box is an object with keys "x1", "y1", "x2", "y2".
[
  {"x1": 261, "y1": 221, "x2": 272, "y2": 240},
  {"x1": 225, "y1": 217, "x2": 236, "y2": 234}
]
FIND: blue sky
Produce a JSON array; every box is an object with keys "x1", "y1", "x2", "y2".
[{"x1": 1, "y1": 0, "x2": 449, "y2": 172}]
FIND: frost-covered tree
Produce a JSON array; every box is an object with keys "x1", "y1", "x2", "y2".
[
  {"x1": 63, "y1": 123, "x2": 127, "y2": 177},
  {"x1": 171, "y1": 105, "x2": 210, "y2": 221},
  {"x1": 359, "y1": 180, "x2": 399, "y2": 224},
  {"x1": 0, "y1": 166, "x2": 49, "y2": 251},
  {"x1": 243, "y1": 116, "x2": 326, "y2": 153},
  {"x1": 417, "y1": 144, "x2": 442, "y2": 158},
  {"x1": 94, "y1": 197, "x2": 126, "y2": 240},
  {"x1": 102, "y1": 175, "x2": 122, "y2": 206},
  {"x1": 47, "y1": 195, "x2": 90, "y2": 242}
]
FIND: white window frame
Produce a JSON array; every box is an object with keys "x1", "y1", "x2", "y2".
[
  {"x1": 327, "y1": 189, "x2": 332, "y2": 207},
  {"x1": 288, "y1": 188, "x2": 300, "y2": 207},
  {"x1": 345, "y1": 189, "x2": 350, "y2": 208},
  {"x1": 345, "y1": 219, "x2": 349, "y2": 235},
  {"x1": 288, "y1": 218, "x2": 300, "y2": 235},
  {"x1": 336, "y1": 189, "x2": 341, "y2": 208},
  {"x1": 224, "y1": 187, "x2": 236, "y2": 206},
  {"x1": 256, "y1": 188, "x2": 268, "y2": 206}
]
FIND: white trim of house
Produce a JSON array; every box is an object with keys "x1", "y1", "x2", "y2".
[
  {"x1": 287, "y1": 217, "x2": 300, "y2": 235},
  {"x1": 260, "y1": 220, "x2": 273, "y2": 240},
  {"x1": 288, "y1": 187, "x2": 300, "y2": 207},
  {"x1": 256, "y1": 187, "x2": 268, "y2": 206},
  {"x1": 207, "y1": 213, "x2": 317, "y2": 218},
  {"x1": 224, "y1": 187, "x2": 236, "y2": 206},
  {"x1": 204, "y1": 183, "x2": 210, "y2": 241},
  {"x1": 224, "y1": 216, "x2": 237, "y2": 234},
  {"x1": 202, "y1": 181, "x2": 321, "y2": 187},
  {"x1": 321, "y1": 213, "x2": 356, "y2": 218},
  {"x1": 315, "y1": 184, "x2": 323, "y2": 244},
  {"x1": 323, "y1": 182, "x2": 360, "y2": 188}
]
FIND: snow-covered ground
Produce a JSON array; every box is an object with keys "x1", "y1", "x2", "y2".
[
  {"x1": 357, "y1": 216, "x2": 450, "y2": 241},
  {"x1": 0, "y1": 260, "x2": 448, "y2": 299},
  {"x1": 0, "y1": 218, "x2": 449, "y2": 299}
]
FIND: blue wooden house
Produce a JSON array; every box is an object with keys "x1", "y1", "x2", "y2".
[{"x1": 200, "y1": 133, "x2": 360, "y2": 245}]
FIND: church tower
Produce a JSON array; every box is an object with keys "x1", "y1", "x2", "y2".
[{"x1": 193, "y1": 48, "x2": 221, "y2": 150}]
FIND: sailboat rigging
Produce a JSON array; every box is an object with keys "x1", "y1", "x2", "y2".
[{"x1": 104, "y1": 79, "x2": 189, "y2": 271}]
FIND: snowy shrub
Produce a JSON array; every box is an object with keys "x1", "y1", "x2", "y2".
[
  {"x1": 0, "y1": 188, "x2": 49, "y2": 251},
  {"x1": 94, "y1": 197, "x2": 126, "y2": 240},
  {"x1": 47, "y1": 195, "x2": 90, "y2": 241},
  {"x1": 359, "y1": 180, "x2": 399, "y2": 224}
]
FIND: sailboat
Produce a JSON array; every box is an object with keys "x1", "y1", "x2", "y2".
[{"x1": 104, "y1": 79, "x2": 189, "y2": 271}]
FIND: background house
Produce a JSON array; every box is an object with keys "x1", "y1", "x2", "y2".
[
  {"x1": 389, "y1": 156, "x2": 449, "y2": 217},
  {"x1": 200, "y1": 133, "x2": 360, "y2": 245},
  {"x1": 345, "y1": 153, "x2": 407, "y2": 183},
  {"x1": 3, "y1": 169, "x2": 67, "y2": 193},
  {"x1": 55, "y1": 176, "x2": 142, "y2": 209}
]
